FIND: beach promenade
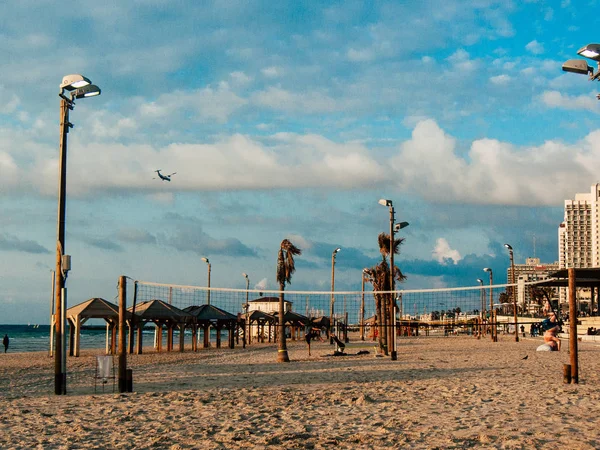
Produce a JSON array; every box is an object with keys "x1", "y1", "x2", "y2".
[{"x1": 1, "y1": 335, "x2": 599, "y2": 449}]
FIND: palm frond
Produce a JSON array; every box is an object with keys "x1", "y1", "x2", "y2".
[{"x1": 277, "y1": 239, "x2": 302, "y2": 287}]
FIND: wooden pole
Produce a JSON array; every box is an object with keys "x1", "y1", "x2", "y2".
[
  {"x1": 118, "y1": 275, "x2": 127, "y2": 393},
  {"x1": 568, "y1": 268, "x2": 578, "y2": 384}
]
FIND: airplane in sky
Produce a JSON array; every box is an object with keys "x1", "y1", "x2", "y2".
[{"x1": 154, "y1": 170, "x2": 176, "y2": 182}]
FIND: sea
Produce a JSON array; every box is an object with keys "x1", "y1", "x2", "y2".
[
  {"x1": 0, "y1": 324, "x2": 108, "y2": 353},
  {"x1": 0, "y1": 324, "x2": 226, "y2": 353}
]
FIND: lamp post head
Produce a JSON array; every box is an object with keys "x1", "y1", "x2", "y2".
[
  {"x1": 562, "y1": 58, "x2": 594, "y2": 75},
  {"x1": 378, "y1": 198, "x2": 392, "y2": 207},
  {"x1": 72, "y1": 84, "x2": 101, "y2": 99},
  {"x1": 333, "y1": 247, "x2": 341, "y2": 255},
  {"x1": 242, "y1": 272, "x2": 248, "y2": 280},
  {"x1": 395, "y1": 221, "x2": 409, "y2": 231},
  {"x1": 201, "y1": 257, "x2": 210, "y2": 264},
  {"x1": 60, "y1": 74, "x2": 91, "y2": 91},
  {"x1": 476, "y1": 278, "x2": 483, "y2": 284},
  {"x1": 503, "y1": 243, "x2": 512, "y2": 251},
  {"x1": 483, "y1": 267, "x2": 492, "y2": 274},
  {"x1": 578, "y1": 43, "x2": 600, "y2": 61}
]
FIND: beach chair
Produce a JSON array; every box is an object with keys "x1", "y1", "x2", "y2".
[{"x1": 94, "y1": 355, "x2": 116, "y2": 393}]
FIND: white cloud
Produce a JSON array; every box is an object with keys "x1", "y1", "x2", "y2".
[
  {"x1": 525, "y1": 40, "x2": 544, "y2": 55},
  {"x1": 490, "y1": 74, "x2": 511, "y2": 85},
  {"x1": 432, "y1": 238, "x2": 462, "y2": 264},
  {"x1": 251, "y1": 87, "x2": 339, "y2": 113},
  {"x1": 347, "y1": 48, "x2": 375, "y2": 62},
  {"x1": 540, "y1": 90, "x2": 598, "y2": 112},
  {"x1": 262, "y1": 66, "x2": 283, "y2": 78},
  {"x1": 391, "y1": 118, "x2": 600, "y2": 206}
]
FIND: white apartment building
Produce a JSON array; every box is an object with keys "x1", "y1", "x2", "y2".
[
  {"x1": 509, "y1": 257, "x2": 559, "y2": 310},
  {"x1": 557, "y1": 183, "x2": 600, "y2": 306}
]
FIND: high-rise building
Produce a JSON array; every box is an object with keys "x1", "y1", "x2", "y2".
[
  {"x1": 558, "y1": 184, "x2": 600, "y2": 269},
  {"x1": 557, "y1": 183, "x2": 600, "y2": 306}
]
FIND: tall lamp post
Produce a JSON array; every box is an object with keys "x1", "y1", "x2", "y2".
[
  {"x1": 378, "y1": 198, "x2": 409, "y2": 360},
  {"x1": 477, "y1": 278, "x2": 484, "y2": 337},
  {"x1": 201, "y1": 257, "x2": 211, "y2": 305},
  {"x1": 504, "y1": 244, "x2": 519, "y2": 342},
  {"x1": 54, "y1": 74, "x2": 101, "y2": 396},
  {"x1": 360, "y1": 268, "x2": 367, "y2": 341},
  {"x1": 242, "y1": 272, "x2": 250, "y2": 347},
  {"x1": 483, "y1": 267, "x2": 496, "y2": 342},
  {"x1": 330, "y1": 247, "x2": 341, "y2": 344}
]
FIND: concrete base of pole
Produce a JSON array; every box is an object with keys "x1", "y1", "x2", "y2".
[
  {"x1": 277, "y1": 350, "x2": 290, "y2": 363},
  {"x1": 390, "y1": 351, "x2": 397, "y2": 360}
]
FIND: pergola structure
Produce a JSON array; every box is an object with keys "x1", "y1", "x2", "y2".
[
  {"x1": 244, "y1": 310, "x2": 276, "y2": 344},
  {"x1": 129, "y1": 300, "x2": 194, "y2": 354},
  {"x1": 534, "y1": 268, "x2": 600, "y2": 384},
  {"x1": 184, "y1": 304, "x2": 238, "y2": 349},
  {"x1": 65, "y1": 298, "x2": 134, "y2": 357},
  {"x1": 536, "y1": 268, "x2": 600, "y2": 315}
]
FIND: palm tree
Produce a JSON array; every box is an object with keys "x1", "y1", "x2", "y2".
[
  {"x1": 276, "y1": 238, "x2": 302, "y2": 363},
  {"x1": 364, "y1": 232, "x2": 406, "y2": 354}
]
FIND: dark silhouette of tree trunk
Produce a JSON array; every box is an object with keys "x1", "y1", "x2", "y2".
[
  {"x1": 276, "y1": 239, "x2": 301, "y2": 363},
  {"x1": 364, "y1": 233, "x2": 406, "y2": 355}
]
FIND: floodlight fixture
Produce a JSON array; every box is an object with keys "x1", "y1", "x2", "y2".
[
  {"x1": 60, "y1": 74, "x2": 91, "y2": 91},
  {"x1": 577, "y1": 43, "x2": 600, "y2": 61},
  {"x1": 562, "y1": 59, "x2": 594, "y2": 75},
  {"x1": 395, "y1": 221, "x2": 409, "y2": 231},
  {"x1": 378, "y1": 198, "x2": 392, "y2": 207},
  {"x1": 72, "y1": 84, "x2": 101, "y2": 99}
]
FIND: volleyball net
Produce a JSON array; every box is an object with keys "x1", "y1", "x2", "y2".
[{"x1": 131, "y1": 279, "x2": 543, "y2": 336}]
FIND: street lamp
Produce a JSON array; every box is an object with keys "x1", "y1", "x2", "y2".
[
  {"x1": 504, "y1": 244, "x2": 519, "y2": 342},
  {"x1": 54, "y1": 74, "x2": 101, "y2": 396},
  {"x1": 330, "y1": 247, "x2": 341, "y2": 344},
  {"x1": 242, "y1": 272, "x2": 249, "y2": 347},
  {"x1": 379, "y1": 198, "x2": 409, "y2": 360},
  {"x1": 201, "y1": 257, "x2": 211, "y2": 305},
  {"x1": 476, "y1": 278, "x2": 484, "y2": 338},
  {"x1": 562, "y1": 44, "x2": 600, "y2": 91},
  {"x1": 360, "y1": 268, "x2": 368, "y2": 341},
  {"x1": 483, "y1": 267, "x2": 496, "y2": 342}
]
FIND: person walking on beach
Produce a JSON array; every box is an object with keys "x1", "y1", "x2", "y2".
[{"x1": 3, "y1": 334, "x2": 9, "y2": 353}]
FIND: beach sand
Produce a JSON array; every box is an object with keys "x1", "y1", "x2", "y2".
[{"x1": 1, "y1": 335, "x2": 599, "y2": 449}]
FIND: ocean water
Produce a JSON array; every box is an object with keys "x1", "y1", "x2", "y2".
[
  {"x1": 0, "y1": 324, "x2": 109, "y2": 354},
  {"x1": 0, "y1": 324, "x2": 230, "y2": 353}
]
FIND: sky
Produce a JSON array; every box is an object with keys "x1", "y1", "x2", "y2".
[{"x1": 2, "y1": 0, "x2": 600, "y2": 324}]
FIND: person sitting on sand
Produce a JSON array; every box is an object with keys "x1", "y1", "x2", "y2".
[
  {"x1": 304, "y1": 328, "x2": 324, "y2": 356},
  {"x1": 541, "y1": 300, "x2": 561, "y2": 351}
]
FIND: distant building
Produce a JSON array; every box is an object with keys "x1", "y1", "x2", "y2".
[
  {"x1": 509, "y1": 257, "x2": 559, "y2": 312},
  {"x1": 248, "y1": 296, "x2": 291, "y2": 314},
  {"x1": 557, "y1": 184, "x2": 600, "y2": 307}
]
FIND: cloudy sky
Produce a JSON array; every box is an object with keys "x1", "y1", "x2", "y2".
[{"x1": 1, "y1": 0, "x2": 599, "y2": 323}]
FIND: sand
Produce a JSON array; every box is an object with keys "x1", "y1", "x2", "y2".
[{"x1": 1, "y1": 335, "x2": 599, "y2": 449}]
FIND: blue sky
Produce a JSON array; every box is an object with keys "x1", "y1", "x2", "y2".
[{"x1": 1, "y1": 0, "x2": 599, "y2": 323}]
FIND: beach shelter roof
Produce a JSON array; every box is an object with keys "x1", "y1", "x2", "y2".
[
  {"x1": 67, "y1": 298, "x2": 134, "y2": 321},
  {"x1": 129, "y1": 300, "x2": 193, "y2": 323},
  {"x1": 249, "y1": 296, "x2": 292, "y2": 304},
  {"x1": 309, "y1": 316, "x2": 330, "y2": 329},
  {"x1": 273, "y1": 310, "x2": 309, "y2": 326},
  {"x1": 536, "y1": 268, "x2": 600, "y2": 288},
  {"x1": 184, "y1": 304, "x2": 237, "y2": 323},
  {"x1": 245, "y1": 310, "x2": 276, "y2": 324}
]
